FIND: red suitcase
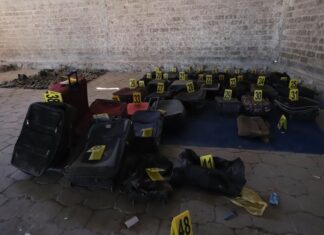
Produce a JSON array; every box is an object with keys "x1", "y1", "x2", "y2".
[{"x1": 48, "y1": 70, "x2": 89, "y2": 122}]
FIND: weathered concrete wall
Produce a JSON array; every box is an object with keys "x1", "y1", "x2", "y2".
[
  {"x1": 0, "y1": 0, "x2": 283, "y2": 70},
  {"x1": 277, "y1": 0, "x2": 324, "y2": 83},
  {"x1": 0, "y1": 0, "x2": 323, "y2": 81}
]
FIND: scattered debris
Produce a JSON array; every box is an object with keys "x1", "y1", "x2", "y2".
[
  {"x1": 0, "y1": 66, "x2": 106, "y2": 89},
  {"x1": 269, "y1": 192, "x2": 279, "y2": 206},
  {"x1": 124, "y1": 216, "x2": 139, "y2": 229},
  {"x1": 230, "y1": 187, "x2": 268, "y2": 216},
  {"x1": 0, "y1": 64, "x2": 18, "y2": 72},
  {"x1": 313, "y1": 175, "x2": 321, "y2": 180},
  {"x1": 224, "y1": 210, "x2": 238, "y2": 221}
]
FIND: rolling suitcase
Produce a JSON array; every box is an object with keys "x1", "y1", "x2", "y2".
[
  {"x1": 131, "y1": 110, "x2": 163, "y2": 152},
  {"x1": 113, "y1": 87, "x2": 147, "y2": 103},
  {"x1": 48, "y1": 70, "x2": 89, "y2": 123},
  {"x1": 147, "y1": 79, "x2": 172, "y2": 93},
  {"x1": 11, "y1": 102, "x2": 75, "y2": 176},
  {"x1": 77, "y1": 99, "x2": 128, "y2": 135},
  {"x1": 241, "y1": 95, "x2": 272, "y2": 115},
  {"x1": 274, "y1": 96, "x2": 320, "y2": 121},
  {"x1": 174, "y1": 85, "x2": 206, "y2": 110},
  {"x1": 151, "y1": 99, "x2": 186, "y2": 129},
  {"x1": 215, "y1": 97, "x2": 241, "y2": 116},
  {"x1": 64, "y1": 118, "x2": 131, "y2": 189}
]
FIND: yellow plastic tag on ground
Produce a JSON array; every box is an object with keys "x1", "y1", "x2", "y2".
[
  {"x1": 138, "y1": 80, "x2": 145, "y2": 88},
  {"x1": 141, "y1": 127, "x2": 153, "y2": 137},
  {"x1": 200, "y1": 154, "x2": 214, "y2": 169},
  {"x1": 179, "y1": 72, "x2": 186, "y2": 80},
  {"x1": 289, "y1": 79, "x2": 298, "y2": 89},
  {"x1": 254, "y1": 90, "x2": 263, "y2": 102},
  {"x1": 147, "y1": 72, "x2": 152, "y2": 80},
  {"x1": 229, "y1": 77, "x2": 237, "y2": 88},
  {"x1": 112, "y1": 95, "x2": 120, "y2": 102},
  {"x1": 257, "y1": 76, "x2": 266, "y2": 86},
  {"x1": 163, "y1": 73, "x2": 169, "y2": 80},
  {"x1": 223, "y1": 89, "x2": 232, "y2": 101},
  {"x1": 277, "y1": 114, "x2": 287, "y2": 131},
  {"x1": 171, "y1": 67, "x2": 177, "y2": 73},
  {"x1": 186, "y1": 81, "x2": 195, "y2": 93},
  {"x1": 133, "y1": 92, "x2": 141, "y2": 104},
  {"x1": 170, "y1": 210, "x2": 193, "y2": 235},
  {"x1": 206, "y1": 75, "x2": 213, "y2": 85},
  {"x1": 230, "y1": 187, "x2": 268, "y2": 216},
  {"x1": 157, "y1": 82, "x2": 165, "y2": 94},
  {"x1": 237, "y1": 75, "x2": 244, "y2": 82},
  {"x1": 129, "y1": 79, "x2": 137, "y2": 89},
  {"x1": 87, "y1": 145, "x2": 106, "y2": 161},
  {"x1": 219, "y1": 74, "x2": 225, "y2": 81},
  {"x1": 289, "y1": 88, "x2": 299, "y2": 101},
  {"x1": 145, "y1": 168, "x2": 165, "y2": 181},
  {"x1": 43, "y1": 90, "x2": 63, "y2": 103},
  {"x1": 156, "y1": 71, "x2": 163, "y2": 80}
]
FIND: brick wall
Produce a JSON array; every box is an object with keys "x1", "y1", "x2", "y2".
[
  {"x1": 0, "y1": 0, "x2": 323, "y2": 81},
  {"x1": 278, "y1": 0, "x2": 324, "y2": 82}
]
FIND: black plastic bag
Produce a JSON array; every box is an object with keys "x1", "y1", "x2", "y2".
[{"x1": 172, "y1": 149, "x2": 246, "y2": 197}]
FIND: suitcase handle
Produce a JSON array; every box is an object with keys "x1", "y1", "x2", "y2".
[
  {"x1": 67, "y1": 70, "x2": 79, "y2": 87},
  {"x1": 148, "y1": 97, "x2": 160, "y2": 110}
]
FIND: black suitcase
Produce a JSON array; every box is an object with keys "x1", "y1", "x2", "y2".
[
  {"x1": 11, "y1": 102, "x2": 75, "y2": 176},
  {"x1": 64, "y1": 118, "x2": 131, "y2": 189},
  {"x1": 131, "y1": 110, "x2": 163, "y2": 152},
  {"x1": 147, "y1": 79, "x2": 172, "y2": 93},
  {"x1": 151, "y1": 99, "x2": 186, "y2": 129},
  {"x1": 174, "y1": 85, "x2": 206, "y2": 110}
]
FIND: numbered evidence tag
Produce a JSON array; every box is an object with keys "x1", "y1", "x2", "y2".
[
  {"x1": 87, "y1": 145, "x2": 106, "y2": 161},
  {"x1": 171, "y1": 67, "x2": 177, "y2": 73},
  {"x1": 179, "y1": 72, "x2": 186, "y2": 80},
  {"x1": 229, "y1": 77, "x2": 237, "y2": 88},
  {"x1": 289, "y1": 79, "x2": 298, "y2": 89},
  {"x1": 129, "y1": 78, "x2": 137, "y2": 89},
  {"x1": 257, "y1": 76, "x2": 266, "y2": 87},
  {"x1": 200, "y1": 154, "x2": 214, "y2": 169},
  {"x1": 170, "y1": 210, "x2": 193, "y2": 235},
  {"x1": 254, "y1": 89, "x2": 263, "y2": 102},
  {"x1": 133, "y1": 92, "x2": 142, "y2": 104},
  {"x1": 157, "y1": 82, "x2": 165, "y2": 94},
  {"x1": 205, "y1": 75, "x2": 213, "y2": 85},
  {"x1": 112, "y1": 95, "x2": 120, "y2": 101},
  {"x1": 163, "y1": 73, "x2": 169, "y2": 80},
  {"x1": 223, "y1": 89, "x2": 233, "y2": 101},
  {"x1": 145, "y1": 168, "x2": 165, "y2": 181},
  {"x1": 146, "y1": 72, "x2": 152, "y2": 80},
  {"x1": 186, "y1": 81, "x2": 195, "y2": 93},
  {"x1": 43, "y1": 90, "x2": 63, "y2": 103},
  {"x1": 156, "y1": 71, "x2": 163, "y2": 80},
  {"x1": 289, "y1": 88, "x2": 299, "y2": 101},
  {"x1": 138, "y1": 80, "x2": 145, "y2": 88},
  {"x1": 277, "y1": 114, "x2": 287, "y2": 131},
  {"x1": 219, "y1": 74, "x2": 225, "y2": 81},
  {"x1": 141, "y1": 127, "x2": 153, "y2": 137}
]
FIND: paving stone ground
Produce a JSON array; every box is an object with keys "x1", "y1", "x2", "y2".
[{"x1": 0, "y1": 72, "x2": 323, "y2": 235}]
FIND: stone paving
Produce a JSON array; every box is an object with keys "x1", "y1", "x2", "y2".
[{"x1": 0, "y1": 72, "x2": 324, "y2": 235}]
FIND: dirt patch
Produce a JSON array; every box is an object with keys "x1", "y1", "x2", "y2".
[
  {"x1": 0, "y1": 64, "x2": 18, "y2": 72},
  {"x1": 0, "y1": 67, "x2": 107, "y2": 89}
]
